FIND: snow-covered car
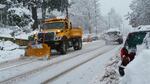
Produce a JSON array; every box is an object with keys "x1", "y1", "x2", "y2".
[
  {"x1": 120, "y1": 30, "x2": 150, "y2": 67},
  {"x1": 102, "y1": 29, "x2": 123, "y2": 44},
  {"x1": 121, "y1": 31, "x2": 148, "y2": 56},
  {"x1": 119, "y1": 30, "x2": 150, "y2": 76}
]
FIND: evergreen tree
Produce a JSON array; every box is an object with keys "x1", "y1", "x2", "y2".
[
  {"x1": 0, "y1": 0, "x2": 7, "y2": 4},
  {"x1": 47, "y1": 0, "x2": 69, "y2": 12},
  {"x1": 107, "y1": 8, "x2": 122, "y2": 29},
  {"x1": 128, "y1": 0, "x2": 150, "y2": 27}
]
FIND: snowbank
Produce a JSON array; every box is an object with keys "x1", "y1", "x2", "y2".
[
  {"x1": 99, "y1": 54, "x2": 121, "y2": 84},
  {"x1": 0, "y1": 27, "x2": 36, "y2": 39},
  {"x1": 0, "y1": 41, "x2": 19, "y2": 50},
  {"x1": 0, "y1": 41, "x2": 24, "y2": 63},
  {"x1": 120, "y1": 48, "x2": 150, "y2": 84},
  {"x1": 0, "y1": 28, "x2": 13, "y2": 37}
]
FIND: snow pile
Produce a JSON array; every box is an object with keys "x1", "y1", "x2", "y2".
[
  {"x1": 0, "y1": 26, "x2": 37, "y2": 39},
  {"x1": 100, "y1": 55, "x2": 121, "y2": 84},
  {"x1": 0, "y1": 41, "x2": 24, "y2": 63},
  {"x1": 0, "y1": 28, "x2": 13, "y2": 37},
  {"x1": 14, "y1": 30, "x2": 36, "y2": 39},
  {"x1": 0, "y1": 41, "x2": 19, "y2": 50},
  {"x1": 120, "y1": 47, "x2": 150, "y2": 84},
  {"x1": 105, "y1": 28, "x2": 120, "y2": 33}
]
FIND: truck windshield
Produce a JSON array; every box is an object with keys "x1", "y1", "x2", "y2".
[{"x1": 42, "y1": 22, "x2": 64, "y2": 29}]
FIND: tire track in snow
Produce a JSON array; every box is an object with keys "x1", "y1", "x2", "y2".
[{"x1": 42, "y1": 46, "x2": 117, "y2": 84}]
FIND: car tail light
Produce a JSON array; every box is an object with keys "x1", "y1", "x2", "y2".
[{"x1": 120, "y1": 47, "x2": 128, "y2": 58}]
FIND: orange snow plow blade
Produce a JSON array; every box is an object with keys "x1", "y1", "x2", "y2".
[{"x1": 25, "y1": 43, "x2": 51, "y2": 59}]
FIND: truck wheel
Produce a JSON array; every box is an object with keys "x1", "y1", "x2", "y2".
[
  {"x1": 60, "y1": 40, "x2": 67, "y2": 54},
  {"x1": 78, "y1": 38, "x2": 82, "y2": 50},
  {"x1": 74, "y1": 38, "x2": 82, "y2": 50}
]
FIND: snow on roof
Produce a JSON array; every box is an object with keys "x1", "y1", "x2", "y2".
[
  {"x1": 8, "y1": 7, "x2": 32, "y2": 17},
  {"x1": 130, "y1": 25, "x2": 150, "y2": 33},
  {"x1": 0, "y1": 4, "x2": 6, "y2": 9},
  {"x1": 137, "y1": 25, "x2": 150, "y2": 31},
  {"x1": 105, "y1": 28, "x2": 120, "y2": 33}
]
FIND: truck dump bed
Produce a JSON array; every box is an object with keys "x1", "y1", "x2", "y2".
[{"x1": 70, "y1": 27, "x2": 83, "y2": 38}]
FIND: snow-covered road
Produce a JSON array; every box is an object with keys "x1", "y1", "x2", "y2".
[
  {"x1": 49, "y1": 45, "x2": 121, "y2": 84},
  {"x1": 0, "y1": 40, "x2": 121, "y2": 84}
]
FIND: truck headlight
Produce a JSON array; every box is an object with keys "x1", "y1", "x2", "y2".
[
  {"x1": 57, "y1": 30, "x2": 61, "y2": 33},
  {"x1": 56, "y1": 30, "x2": 62, "y2": 34}
]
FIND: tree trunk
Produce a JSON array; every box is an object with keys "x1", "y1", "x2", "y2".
[
  {"x1": 42, "y1": 0, "x2": 46, "y2": 19},
  {"x1": 32, "y1": 6, "x2": 38, "y2": 30}
]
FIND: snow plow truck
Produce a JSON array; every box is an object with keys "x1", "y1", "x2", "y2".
[{"x1": 25, "y1": 18, "x2": 83, "y2": 59}]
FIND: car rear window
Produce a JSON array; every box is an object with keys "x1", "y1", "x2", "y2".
[{"x1": 125, "y1": 31, "x2": 147, "y2": 48}]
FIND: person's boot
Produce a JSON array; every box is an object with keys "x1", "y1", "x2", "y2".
[{"x1": 119, "y1": 66, "x2": 125, "y2": 76}]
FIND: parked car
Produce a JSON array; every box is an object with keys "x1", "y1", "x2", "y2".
[
  {"x1": 82, "y1": 34, "x2": 92, "y2": 42},
  {"x1": 92, "y1": 35, "x2": 99, "y2": 41},
  {"x1": 82, "y1": 34, "x2": 99, "y2": 42},
  {"x1": 102, "y1": 29, "x2": 123, "y2": 44}
]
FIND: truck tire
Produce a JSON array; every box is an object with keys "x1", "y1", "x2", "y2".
[
  {"x1": 74, "y1": 38, "x2": 82, "y2": 50},
  {"x1": 60, "y1": 39, "x2": 67, "y2": 54}
]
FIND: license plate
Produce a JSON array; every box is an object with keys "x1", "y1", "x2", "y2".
[{"x1": 31, "y1": 44, "x2": 43, "y2": 49}]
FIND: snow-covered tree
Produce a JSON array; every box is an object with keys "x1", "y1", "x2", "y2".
[
  {"x1": 39, "y1": 0, "x2": 70, "y2": 19},
  {"x1": 106, "y1": 8, "x2": 122, "y2": 29},
  {"x1": 70, "y1": 0, "x2": 103, "y2": 34},
  {"x1": 128, "y1": 0, "x2": 150, "y2": 27},
  {"x1": 7, "y1": 3, "x2": 33, "y2": 31}
]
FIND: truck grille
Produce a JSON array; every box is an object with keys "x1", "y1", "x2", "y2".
[{"x1": 38, "y1": 32, "x2": 54, "y2": 41}]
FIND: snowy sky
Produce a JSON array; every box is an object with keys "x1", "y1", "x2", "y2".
[
  {"x1": 100, "y1": 0, "x2": 132, "y2": 17},
  {"x1": 100, "y1": 0, "x2": 133, "y2": 30}
]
